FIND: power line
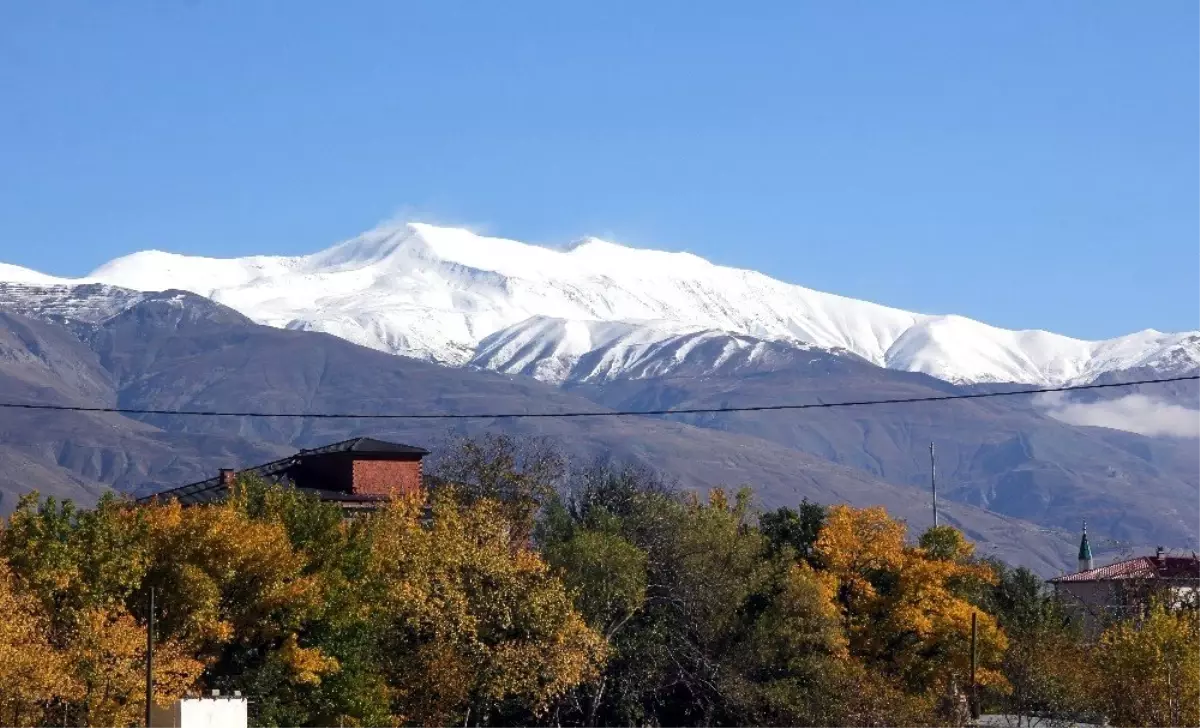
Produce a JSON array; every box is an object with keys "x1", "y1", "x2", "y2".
[{"x1": 0, "y1": 374, "x2": 1193, "y2": 420}]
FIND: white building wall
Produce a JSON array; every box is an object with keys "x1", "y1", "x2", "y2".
[{"x1": 149, "y1": 698, "x2": 247, "y2": 728}]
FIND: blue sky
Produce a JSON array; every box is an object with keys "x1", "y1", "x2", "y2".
[{"x1": 0, "y1": 1, "x2": 1195, "y2": 339}]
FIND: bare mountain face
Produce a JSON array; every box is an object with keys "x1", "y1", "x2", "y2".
[
  {"x1": 0, "y1": 308, "x2": 291, "y2": 511},
  {"x1": 0, "y1": 291, "x2": 1096, "y2": 575}
]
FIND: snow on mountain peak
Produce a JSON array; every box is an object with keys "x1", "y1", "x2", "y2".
[
  {"x1": 2, "y1": 221, "x2": 1195, "y2": 385},
  {"x1": 0, "y1": 263, "x2": 70, "y2": 286},
  {"x1": 304, "y1": 223, "x2": 417, "y2": 270}
]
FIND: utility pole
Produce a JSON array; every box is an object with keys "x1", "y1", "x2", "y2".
[
  {"x1": 970, "y1": 611, "x2": 979, "y2": 720},
  {"x1": 930, "y1": 442, "x2": 938, "y2": 528},
  {"x1": 145, "y1": 587, "x2": 155, "y2": 728}
]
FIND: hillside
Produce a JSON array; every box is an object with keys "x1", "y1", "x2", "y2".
[{"x1": 0, "y1": 294, "x2": 1091, "y2": 573}]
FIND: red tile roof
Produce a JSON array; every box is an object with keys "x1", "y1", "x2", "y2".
[{"x1": 1050, "y1": 555, "x2": 1200, "y2": 583}]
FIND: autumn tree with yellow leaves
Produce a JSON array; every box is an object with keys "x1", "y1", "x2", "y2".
[
  {"x1": 0, "y1": 496, "x2": 204, "y2": 727},
  {"x1": 815, "y1": 506, "x2": 1008, "y2": 702},
  {"x1": 1095, "y1": 598, "x2": 1200, "y2": 727},
  {"x1": 0, "y1": 559, "x2": 75, "y2": 727},
  {"x1": 67, "y1": 607, "x2": 203, "y2": 728},
  {"x1": 364, "y1": 489, "x2": 606, "y2": 726}
]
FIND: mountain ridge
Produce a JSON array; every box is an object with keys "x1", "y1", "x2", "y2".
[{"x1": 2, "y1": 221, "x2": 1196, "y2": 386}]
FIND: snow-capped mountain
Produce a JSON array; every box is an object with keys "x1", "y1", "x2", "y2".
[{"x1": 2, "y1": 221, "x2": 1196, "y2": 385}]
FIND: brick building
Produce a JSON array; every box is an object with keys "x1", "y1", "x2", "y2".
[{"x1": 138, "y1": 437, "x2": 428, "y2": 513}]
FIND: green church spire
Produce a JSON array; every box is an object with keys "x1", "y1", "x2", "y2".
[{"x1": 1078, "y1": 520, "x2": 1093, "y2": 571}]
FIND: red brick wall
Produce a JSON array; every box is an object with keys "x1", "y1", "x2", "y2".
[{"x1": 351, "y1": 458, "x2": 423, "y2": 498}]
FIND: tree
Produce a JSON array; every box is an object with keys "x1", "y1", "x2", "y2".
[
  {"x1": 544, "y1": 527, "x2": 648, "y2": 642},
  {"x1": 983, "y1": 561, "x2": 1062, "y2": 633},
  {"x1": 0, "y1": 493, "x2": 151, "y2": 642},
  {"x1": 0, "y1": 494, "x2": 204, "y2": 727},
  {"x1": 980, "y1": 561, "x2": 1096, "y2": 725},
  {"x1": 68, "y1": 606, "x2": 203, "y2": 728},
  {"x1": 140, "y1": 495, "x2": 325, "y2": 651},
  {"x1": 919, "y1": 525, "x2": 975, "y2": 563},
  {"x1": 0, "y1": 559, "x2": 75, "y2": 727},
  {"x1": 759, "y1": 498, "x2": 827, "y2": 566},
  {"x1": 431, "y1": 433, "x2": 566, "y2": 546},
  {"x1": 365, "y1": 489, "x2": 605, "y2": 725},
  {"x1": 536, "y1": 463, "x2": 687, "y2": 726},
  {"x1": 816, "y1": 506, "x2": 1008, "y2": 704},
  {"x1": 1, "y1": 477, "x2": 611, "y2": 728},
  {"x1": 995, "y1": 627, "x2": 1095, "y2": 727},
  {"x1": 722, "y1": 562, "x2": 850, "y2": 726},
  {"x1": 537, "y1": 511, "x2": 651, "y2": 726},
  {"x1": 1095, "y1": 598, "x2": 1200, "y2": 727},
  {"x1": 223, "y1": 477, "x2": 389, "y2": 727}
]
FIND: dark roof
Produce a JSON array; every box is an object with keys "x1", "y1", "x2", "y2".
[
  {"x1": 136, "y1": 437, "x2": 427, "y2": 506},
  {"x1": 325, "y1": 437, "x2": 428, "y2": 455},
  {"x1": 1049, "y1": 554, "x2": 1200, "y2": 583}
]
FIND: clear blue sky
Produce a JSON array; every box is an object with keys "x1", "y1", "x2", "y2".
[{"x1": 1, "y1": 1, "x2": 1196, "y2": 339}]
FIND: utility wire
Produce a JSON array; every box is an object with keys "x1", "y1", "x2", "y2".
[{"x1": 0, "y1": 374, "x2": 1193, "y2": 420}]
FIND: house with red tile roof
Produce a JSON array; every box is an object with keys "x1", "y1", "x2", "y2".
[{"x1": 1048, "y1": 522, "x2": 1200, "y2": 637}]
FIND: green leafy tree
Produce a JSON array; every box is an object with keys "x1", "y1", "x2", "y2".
[
  {"x1": 0, "y1": 493, "x2": 151, "y2": 641},
  {"x1": 759, "y1": 498, "x2": 827, "y2": 565}
]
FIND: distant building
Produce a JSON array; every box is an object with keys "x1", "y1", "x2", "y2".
[
  {"x1": 1048, "y1": 522, "x2": 1200, "y2": 636},
  {"x1": 150, "y1": 693, "x2": 247, "y2": 728},
  {"x1": 137, "y1": 437, "x2": 428, "y2": 513}
]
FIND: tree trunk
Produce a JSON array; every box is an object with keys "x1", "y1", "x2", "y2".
[{"x1": 586, "y1": 676, "x2": 607, "y2": 727}]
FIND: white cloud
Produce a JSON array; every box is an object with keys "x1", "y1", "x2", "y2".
[{"x1": 1037, "y1": 392, "x2": 1200, "y2": 438}]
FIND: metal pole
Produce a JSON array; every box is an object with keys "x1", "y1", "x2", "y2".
[
  {"x1": 930, "y1": 442, "x2": 938, "y2": 528},
  {"x1": 146, "y1": 587, "x2": 155, "y2": 728},
  {"x1": 970, "y1": 611, "x2": 979, "y2": 720}
]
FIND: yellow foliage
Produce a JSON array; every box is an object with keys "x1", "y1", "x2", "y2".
[
  {"x1": 707, "y1": 487, "x2": 730, "y2": 512},
  {"x1": 142, "y1": 498, "x2": 322, "y2": 648},
  {"x1": 276, "y1": 632, "x2": 341, "y2": 686},
  {"x1": 816, "y1": 505, "x2": 1008, "y2": 697},
  {"x1": 69, "y1": 606, "x2": 203, "y2": 728},
  {"x1": 816, "y1": 505, "x2": 906, "y2": 610},
  {"x1": 1096, "y1": 600, "x2": 1200, "y2": 727},
  {"x1": 368, "y1": 490, "x2": 606, "y2": 725},
  {"x1": 0, "y1": 559, "x2": 76, "y2": 727}
]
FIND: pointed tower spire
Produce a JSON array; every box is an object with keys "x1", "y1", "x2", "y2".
[{"x1": 1078, "y1": 520, "x2": 1093, "y2": 573}]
